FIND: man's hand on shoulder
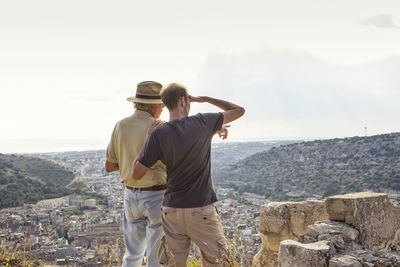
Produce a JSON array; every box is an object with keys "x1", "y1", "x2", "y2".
[{"x1": 146, "y1": 120, "x2": 164, "y2": 139}]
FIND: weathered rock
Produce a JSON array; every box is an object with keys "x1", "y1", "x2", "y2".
[
  {"x1": 277, "y1": 240, "x2": 331, "y2": 267},
  {"x1": 299, "y1": 221, "x2": 359, "y2": 251},
  {"x1": 253, "y1": 200, "x2": 328, "y2": 266},
  {"x1": 347, "y1": 248, "x2": 400, "y2": 266},
  {"x1": 298, "y1": 233, "x2": 317, "y2": 244},
  {"x1": 260, "y1": 200, "x2": 328, "y2": 238},
  {"x1": 254, "y1": 192, "x2": 400, "y2": 267},
  {"x1": 329, "y1": 255, "x2": 362, "y2": 267},
  {"x1": 306, "y1": 221, "x2": 359, "y2": 243},
  {"x1": 318, "y1": 234, "x2": 344, "y2": 250},
  {"x1": 252, "y1": 245, "x2": 278, "y2": 267},
  {"x1": 326, "y1": 192, "x2": 400, "y2": 250},
  {"x1": 297, "y1": 219, "x2": 400, "y2": 266}
]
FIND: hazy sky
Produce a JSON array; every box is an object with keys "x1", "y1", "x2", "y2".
[{"x1": 1, "y1": 0, "x2": 400, "y2": 153}]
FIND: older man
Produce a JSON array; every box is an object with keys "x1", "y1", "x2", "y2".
[
  {"x1": 105, "y1": 81, "x2": 166, "y2": 267},
  {"x1": 132, "y1": 83, "x2": 245, "y2": 266}
]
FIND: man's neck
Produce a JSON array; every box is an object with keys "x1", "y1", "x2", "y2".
[{"x1": 169, "y1": 110, "x2": 187, "y2": 121}]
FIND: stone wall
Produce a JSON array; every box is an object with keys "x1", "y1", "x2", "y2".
[
  {"x1": 253, "y1": 200, "x2": 328, "y2": 266},
  {"x1": 325, "y1": 192, "x2": 400, "y2": 251},
  {"x1": 253, "y1": 192, "x2": 400, "y2": 267}
]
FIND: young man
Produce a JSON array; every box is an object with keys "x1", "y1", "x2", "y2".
[
  {"x1": 131, "y1": 83, "x2": 245, "y2": 266},
  {"x1": 105, "y1": 81, "x2": 166, "y2": 267}
]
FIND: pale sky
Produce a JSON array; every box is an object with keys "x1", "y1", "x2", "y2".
[{"x1": 1, "y1": 0, "x2": 400, "y2": 153}]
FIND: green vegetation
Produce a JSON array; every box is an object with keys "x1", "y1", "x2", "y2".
[
  {"x1": 67, "y1": 180, "x2": 108, "y2": 206},
  {"x1": 215, "y1": 132, "x2": 400, "y2": 201},
  {"x1": 0, "y1": 154, "x2": 107, "y2": 209},
  {"x1": 65, "y1": 209, "x2": 84, "y2": 216},
  {"x1": 0, "y1": 249, "x2": 41, "y2": 267},
  {"x1": 225, "y1": 192, "x2": 253, "y2": 206}
]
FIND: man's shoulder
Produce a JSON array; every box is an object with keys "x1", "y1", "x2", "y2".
[
  {"x1": 191, "y1": 112, "x2": 221, "y2": 118},
  {"x1": 116, "y1": 114, "x2": 154, "y2": 127},
  {"x1": 188, "y1": 112, "x2": 222, "y2": 122},
  {"x1": 115, "y1": 114, "x2": 133, "y2": 124},
  {"x1": 186, "y1": 113, "x2": 206, "y2": 121},
  {"x1": 153, "y1": 123, "x2": 170, "y2": 135}
]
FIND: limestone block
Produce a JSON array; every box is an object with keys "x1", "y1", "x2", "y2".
[
  {"x1": 252, "y1": 247, "x2": 278, "y2": 267},
  {"x1": 298, "y1": 233, "x2": 317, "y2": 244},
  {"x1": 260, "y1": 202, "x2": 290, "y2": 235},
  {"x1": 329, "y1": 255, "x2": 362, "y2": 267},
  {"x1": 286, "y1": 200, "x2": 329, "y2": 236},
  {"x1": 318, "y1": 234, "x2": 344, "y2": 250},
  {"x1": 326, "y1": 192, "x2": 400, "y2": 250},
  {"x1": 278, "y1": 240, "x2": 331, "y2": 267},
  {"x1": 260, "y1": 200, "x2": 328, "y2": 237},
  {"x1": 255, "y1": 200, "x2": 329, "y2": 267},
  {"x1": 347, "y1": 248, "x2": 400, "y2": 266},
  {"x1": 306, "y1": 221, "x2": 359, "y2": 243}
]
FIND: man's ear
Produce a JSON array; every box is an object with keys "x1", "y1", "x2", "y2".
[{"x1": 179, "y1": 96, "x2": 185, "y2": 107}]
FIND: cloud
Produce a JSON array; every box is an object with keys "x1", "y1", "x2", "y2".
[
  {"x1": 195, "y1": 48, "x2": 400, "y2": 138},
  {"x1": 361, "y1": 14, "x2": 400, "y2": 29}
]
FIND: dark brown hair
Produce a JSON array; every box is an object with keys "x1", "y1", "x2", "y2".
[{"x1": 161, "y1": 83, "x2": 188, "y2": 110}]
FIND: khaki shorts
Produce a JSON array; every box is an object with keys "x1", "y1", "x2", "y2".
[{"x1": 159, "y1": 204, "x2": 231, "y2": 267}]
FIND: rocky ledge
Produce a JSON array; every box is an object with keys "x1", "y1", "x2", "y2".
[{"x1": 253, "y1": 192, "x2": 400, "y2": 267}]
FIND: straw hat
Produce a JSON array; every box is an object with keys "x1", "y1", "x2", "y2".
[{"x1": 126, "y1": 81, "x2": 163, "y2": 104}]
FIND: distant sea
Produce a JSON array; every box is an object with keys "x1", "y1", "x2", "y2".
[
  {"x1": 0, "y1": 139, "x2": 108, "y2": 154},
  {"x1": 1, "y1": 137, "x2": 314, "y2": 154}
]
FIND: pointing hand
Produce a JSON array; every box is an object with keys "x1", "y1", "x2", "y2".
[{"x1": 217, "y1": 125, "x2": 230, "y2": 140}]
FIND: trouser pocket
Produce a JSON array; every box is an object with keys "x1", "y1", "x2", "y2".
[
  {"x1": 158, "y1": 235, "x2": 173, "y2": 265},
  {"x1": 124, "y1": 198, "x2": 142, "y2": 223}
]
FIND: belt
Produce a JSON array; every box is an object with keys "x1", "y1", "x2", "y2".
[{"x1": 126, "y1": 185, "x2": 166, "y2": 191}]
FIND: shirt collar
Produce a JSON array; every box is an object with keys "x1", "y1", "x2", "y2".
[{"x1": 134, "y1": 109, "x2": 154, "y2": 119}]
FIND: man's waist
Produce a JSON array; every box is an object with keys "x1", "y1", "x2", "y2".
[{"x1": 125, "y1": 184, "x2": 167, "y2": 191}]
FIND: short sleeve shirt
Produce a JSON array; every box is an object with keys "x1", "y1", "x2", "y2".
[
  {"x1": 138, "y1": 112, "x2": 223, "y2": 208},
  {"x1": 106, "y1": 110, "x2": 166, "y2": 187}
]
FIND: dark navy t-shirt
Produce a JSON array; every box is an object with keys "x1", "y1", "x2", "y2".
[{"x1": 138, "y1": 112, "x2": 223, "y2": 208}]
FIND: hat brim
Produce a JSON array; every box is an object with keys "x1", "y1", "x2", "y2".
[{"x1": 126, "y1": 96, "x2": 163, "y2": 104}]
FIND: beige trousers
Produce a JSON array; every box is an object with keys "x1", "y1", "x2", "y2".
[{"x1": 159, "y1": 204, "x2": 231, "y2": 267}]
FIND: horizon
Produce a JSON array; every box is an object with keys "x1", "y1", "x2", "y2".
[{"x1": 2, "y1": 130, "x2": 398, "y2": 154}]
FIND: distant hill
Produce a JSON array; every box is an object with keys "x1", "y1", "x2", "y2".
[
  {"x1": 33, "y1": 141, "x2": 299, "y2": 176},
  {"x1": 211, "y1": 141, "x2": 299, "y2": 171},
  {"x1": 0, "y1": 154, "x2": 106, "y2": 209},
  {"x1": 214, "y1": 133, "x2": 400, "y2": 201}
]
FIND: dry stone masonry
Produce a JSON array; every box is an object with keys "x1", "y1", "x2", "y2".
[
  {"x1": 253, "y1": 200, "x2": 328, "y2": 266},
  {"x1": 253, "y1": 192, "x2": 400, "y2": 267}
]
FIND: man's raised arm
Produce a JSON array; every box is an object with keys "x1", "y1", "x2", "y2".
[{"x1": 190, "y1": 96, "x2": 245, "y2": 124}]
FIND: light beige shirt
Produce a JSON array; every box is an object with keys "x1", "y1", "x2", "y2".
[{"x1": 106, "y1": 110, "x2": 166, "y2": 187}]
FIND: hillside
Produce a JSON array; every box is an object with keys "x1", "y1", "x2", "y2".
[
  {"x1": 33, "y1": 141, "x2": 299, "y2": 176},
  {"x1": 211, "y1": 141, "x2": 299, "y2": 171},
  {"x1": 0, "y1": 154, "x2": 105, "y2": 209},
  {"x1": 214, "y1": 132, "x2": 400, "y2": 201}
]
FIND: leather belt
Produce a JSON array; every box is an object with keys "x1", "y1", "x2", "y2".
[{"x1": 126, "y1": 185, "x2": 166, "y2": 191}]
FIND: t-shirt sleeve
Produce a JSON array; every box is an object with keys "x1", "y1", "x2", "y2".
[
  {"x1": 137, "y1": 130, "x2": 161, "y2": 168},
  {"x1": 203, "y1": 112, "x2": 224, "y2": 134},
  {"x1": 106, "y1": 125, "x2": 118, "y2": 163}
]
